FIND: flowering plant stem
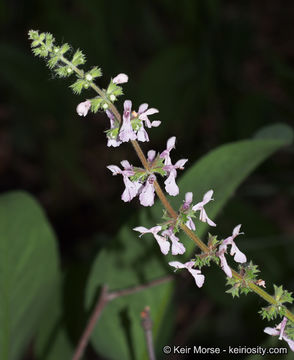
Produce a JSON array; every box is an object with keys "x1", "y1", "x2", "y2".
[{"x1": 58, "y1": 54, "x2": 294, "y2": 324}]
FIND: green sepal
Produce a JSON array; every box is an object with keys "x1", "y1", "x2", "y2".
[
  {"x1": 60, "y1": 43, "x2": 70, "y2": 55},
  {"x1": 72, "y1": 49, "x2": 86, "y2": 66},
  {"x1": 194, "y1": 254, "x2": 219, "y2": 269},
  {"x1": 129, "y1": 168, "x2": 148, "y2": 183},
  {"x1": 259, "y1": 285, "x2": 293, "y2": 321},
  {"x1": 207, "y1": 233, "x2": 219, "y2": 247},
  {"x1": 48, "y1": 55, "x2": 60, "y2": 69},
  {"x1": 285, "y1": 322, "x2": 294, "y2": 341},
  {"x1": 91, "y1": 98, "x2": 103, "y2": 113},
  {"x1": 274, "y1": 285, "x2": 294, "y2": 305},
  {"x1": 70, "y1": 78, "x2": 87, "y2": 94},
  {"x1": 55, "y1": 66, "x2": 73, "y2": 78},
  {"x1": 106, "y1": 81, "x2": 124, "y2": 97},
  {"x1": 131, "y1": 117, "x2": 142, "y2": 132},
  {"x1": 86, "y1": 67, "x2": 102, "y2": 80},
  {"x1": 28, "y1": 30, "x2": 40, "y2": 42},
  {"x1": 105, "y1": 127, "x2": 119, "y2": 140},
  {"x1": 150, "y1": 156, "x2": 167, "y2": 177}
]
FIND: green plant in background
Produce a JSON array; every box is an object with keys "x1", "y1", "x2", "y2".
[{"x1": 21, "y1": 30, "x2": 294, "y2": 359}]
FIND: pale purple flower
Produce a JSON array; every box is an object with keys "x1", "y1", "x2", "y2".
[
  {"x1": 164, "y1": 159, "x2": 188, "y2": 196},
  {"x1": 264, "y1": 317, "x2": 294, "y2": 352},
  {"x1": 169, "y1": 261, "x2": 205, "y2": 288},
  {"x1": 182, "y1": 192, "x2": 196, "y2": 230},
  {"x1": 107, "y1": 161, "x2": 140, "y2": 202},
  {"x1": 139, "y1": 174, "x2": 156, "y2": 207},
  {"x1": 160, "y1": 136, "x2": 176, "y2": 165},
  {"x1": 192, "y1": 190, "x2": 216, "y2": 227},
  {"x1": 136, "y1": 122, "x2": 149, "y2": 142},
  {"x1": 119, "y1": 100, "x2": 137, "y2": 142},
  {"x1": 219, "y1": 225, "x2": 246, "y2": 263},
  {"x1": 162, "y1": 228, "x2": 186, "y2": 255},
  {"x1": 121, "y1": 177, "x2": 141, "y2": 202},
  {"x1": 137, "y1": 103, "x2": 160, "y2": 128},
  {"x1": 76, "y1": 100, "x2": 91, "y2": 117},
  {"x1": 105, "y1": 110, "x2": 122, "y2": 147},
  {"x1": 147, "y1": 150, "x2": 156, "y2": 163},
  {"x1": 186, "y1": 217, "x2": 196, "y2": 231},
  {"x1": 183, "y1": 192, "x2": 193, "y2": 210},
  {"x1": 164, "y1": 169, "x2": 178, "y2": 196},
  {"x1": 133, "y1": 226, "x2": 170, "y2": 255},
  {"x1": 112, "y1": 73, "x2": 128, "y2": 84},
  {"x1": 217, "y1": 249, "x2": 232, "y2": 278}
]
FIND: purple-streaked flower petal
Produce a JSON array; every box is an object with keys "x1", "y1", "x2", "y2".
[
  {"x1": 119, "y1": 100, "x2": 136, "y2": 142},
  {"x1": 164, "y1": 170, "x2": 179, "y2": 196},
  {"x1": 121, "y1": 177, "x2": 139, "y2": 202},
  {"x1": 137, "y1": 124, "x2": 149, "y2": 142},
  {"x1": 139, "y1": 175, "x2": 156, "y2": 207}
]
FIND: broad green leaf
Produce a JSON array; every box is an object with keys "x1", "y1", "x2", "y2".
[
  {"x1": 0, "y1": 191, "x2": 60, "y2": 360},
  {"x1": 34, "y1": 279, "x2": 73, "y2": 360},
  {"x1": 86, "y1": 124, "x2": 293, "y2": 360}
]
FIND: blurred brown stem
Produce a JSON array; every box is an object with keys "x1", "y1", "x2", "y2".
[
  {"x1": 72, "y1": 276, "x2": 172, "y2": 360},
  {"x1": 141, "y1": 307, "x2": 156, "y2": 360}
]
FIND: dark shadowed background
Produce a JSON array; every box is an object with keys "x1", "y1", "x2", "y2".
[{"x1": 0, "y1": 1, "x2": 294, "y2": 359}]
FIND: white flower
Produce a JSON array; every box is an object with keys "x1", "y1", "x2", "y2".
[
  {"x1": 119, "y1": 100, "x2": 137, "y2": 142},
  {"x1": 107, "y1": 161, "x2": 140, "y2": 202},
  {"x1": 139, "y1": 174, "x2": 156, "y2": 207},
  {"x1": 76, "y1": 100, "x2": 91, "y2": 117},
  {"x1": 264, "y1": 317, "x2": 294, "y2": 352},
  {"x1": 160, "y1": 136, "x2": 176, "y2": 165},
  {"x1": 133, "y1": 226, "x2": 170, "y2": 255},
  {"x1": 219, "y1": 225, "x2": 246, "y2": 264},
  {"x1": 113, "y1": 73, "x2": 128, "y2": 84},
  {"x1": 162, "y1": 228, "x2": 186, "y2": 255},
  {"x1": 169, "y1": 261, "x2": 205, "y2": 288},
  {"x1": 217, "y1": 249, "x2": 232, "y2": 278},
  {"x1": 192, "y1": 190, "x2": 216, "y2": 226},
  {"x1": 137, "y1": 103, "x2": 160, "y2": 128}
]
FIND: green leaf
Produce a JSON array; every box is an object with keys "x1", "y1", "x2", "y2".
[
  {"x1": 86, "y1": 123, "x2": 292, "y2": 360},
  {"x1": 86, "y1": 234, "x2": 173, "y2": 360},
  {"x1": 0, "y1": 191, "x2": 60, "y2": 360},
  {"x1": 34, "y1": 279, "x2": 73, "y2": 360}
]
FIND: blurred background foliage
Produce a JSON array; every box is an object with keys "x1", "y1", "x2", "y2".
[{"x1": 0, "y1": 0, "x2": 294, "y2": 359}]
